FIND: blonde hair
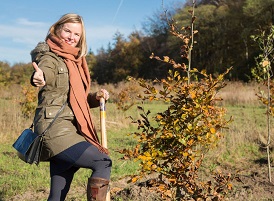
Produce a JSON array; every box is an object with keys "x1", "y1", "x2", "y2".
[{"x1": 46, "y1": 13, "x2": 87, "y2": 57}]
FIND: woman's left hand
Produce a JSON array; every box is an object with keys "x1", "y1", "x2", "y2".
[{"x1": 96, "y1": 89, "x2": 109, "y2": 100}]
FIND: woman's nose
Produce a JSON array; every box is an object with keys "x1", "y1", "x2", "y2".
[{"x1": 69, "y1": 33, "x2": 75, "y2": 40}]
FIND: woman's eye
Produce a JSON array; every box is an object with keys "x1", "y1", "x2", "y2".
[{"x1": 63, "y1": 28, "x2": 70, "y2": 33}]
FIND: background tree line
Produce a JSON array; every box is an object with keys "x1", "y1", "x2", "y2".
[{"x1": 0, "y1": 0, "x2": 273, "y2": 86}]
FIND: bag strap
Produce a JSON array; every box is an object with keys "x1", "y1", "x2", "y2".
[{"x1": 30, "y1": 102, "x2": 68, "y2": 136}]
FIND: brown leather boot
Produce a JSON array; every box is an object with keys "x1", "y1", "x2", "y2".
[{"x1": 87, "y1": 177, "x2": 109, "y2": 201}]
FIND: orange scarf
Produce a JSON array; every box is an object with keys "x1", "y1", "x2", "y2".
[{"x1": 47, "y1": 35, "x2": 108, "y2": 154}]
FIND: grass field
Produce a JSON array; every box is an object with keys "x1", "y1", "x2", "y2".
[{"x1": 0, "y1": 81, "x2": 273, "y2": 200}]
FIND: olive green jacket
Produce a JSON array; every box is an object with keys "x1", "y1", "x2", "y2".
[{"x1": 31, "y1": 42, "x2": 100, "y2": 161}]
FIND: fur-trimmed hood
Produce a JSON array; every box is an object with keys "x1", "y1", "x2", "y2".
[{"x1": 30, "y1": 42, "x2": 50, "y2": 62}]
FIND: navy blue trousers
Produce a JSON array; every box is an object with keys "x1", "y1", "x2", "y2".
[{"x1": 47, "y1": 141, "x2": 112, "y2": 201}]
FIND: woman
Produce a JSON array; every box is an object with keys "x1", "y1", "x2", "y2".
[{"x1": 30, "y1": 13, "x2": 112, "y2": 201}]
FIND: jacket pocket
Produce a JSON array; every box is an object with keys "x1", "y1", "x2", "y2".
[{"x1": 56, "y1": 64, "x2": 69, "y2": 87}]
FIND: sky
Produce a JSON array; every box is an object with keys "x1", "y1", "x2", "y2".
[{"x1": 1, "y1": 0, "x2": 184, "y2": 65}]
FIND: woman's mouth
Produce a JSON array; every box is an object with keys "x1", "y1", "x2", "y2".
[{"x1": 65, "y1": 40, "x2": 73, "y2": 45}]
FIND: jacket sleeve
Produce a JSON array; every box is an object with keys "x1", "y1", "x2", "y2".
[
  {"x1": 37, "y1": 55, "x2": 56, "y2": 85},
  {"x1": 87, "y1": 93, "x2": 100, "y2": 108}
]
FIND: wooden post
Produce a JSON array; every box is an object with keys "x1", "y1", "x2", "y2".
[
  {"x1": 100, "y1": 97, "x2": 107, "y2": 148},
  {"x1": 99, "y1": 97, "x2": 110, "y2": 201}
]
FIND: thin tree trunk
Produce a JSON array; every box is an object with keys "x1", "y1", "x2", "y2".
[{"x1": 267, "y1": 73, "x2": 272, "y2": 182}]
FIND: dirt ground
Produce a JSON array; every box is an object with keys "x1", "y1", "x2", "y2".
[
  {"x1": 225, "y1": 164, "x2": 274, "y2": 201},
  {"x1": 110, "y1": 163, "x2": 274, "y2": 201},
  {"x1": 9, "y1": 162, "x2": 274, "y2": 201}
]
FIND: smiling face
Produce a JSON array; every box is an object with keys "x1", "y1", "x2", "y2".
[{"x1": 59, "y1": 23, "x2": 82, "y2": 47}]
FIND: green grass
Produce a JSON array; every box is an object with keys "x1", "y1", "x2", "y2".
[
  {"x1": 0, "y1": 102, "x2": 167, "y2": 200},
  {"x1": 0, "y1": 101, "x2": 271, "y2": 200},
  {"x1": 201, "y1": 104, "x2": 269, "y2": 171},
  {"x1": 0, "y1": 144, "x2": 49, "y2": 197}
]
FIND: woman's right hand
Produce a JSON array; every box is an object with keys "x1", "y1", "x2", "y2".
[{"x1": 32, "y1": 62, "x2": 46, "y2": 87}]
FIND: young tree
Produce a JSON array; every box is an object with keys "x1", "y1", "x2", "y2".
[
  {"x1": 252, "y1": 25, "x2": 274, "y2": 183},
  {"x1": 120, "y1": 1, "x2": 235, "y2": 199}
]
